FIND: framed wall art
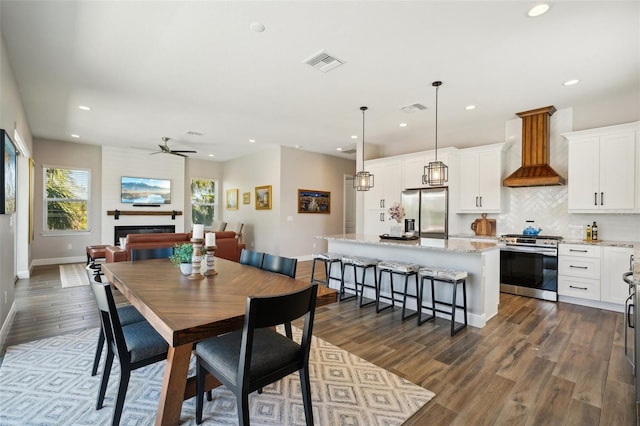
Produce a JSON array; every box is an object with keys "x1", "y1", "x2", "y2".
[
  {"x1": 226, "y1": 188, "x2": 238, "y2": 210},
  {"x1": 255, "y1": 185, "x2": 272, "y2": 210},
  {"x1": 298, "y1": 189, "x2": 330, "y2": 214},
  {"x1": 242, "y1": 191, "x2": 250, "y2": 205},
  {"x1": 1, "y1": 129, "x2": 17, "y2": 215}
]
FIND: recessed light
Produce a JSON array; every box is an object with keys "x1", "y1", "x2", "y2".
[
  {"x1": 465, "y1": 105, "x2": 476, "y2": 110},
  {"x1": 336, "y1": 148, "x2": 343, "y2": 151},
  {"x1": 249, "y1": 22, "x2": 265, "y2": 33},
  {"x1": 351, "y1": 135, "x2": 358, "y2": 139},
  {"x1": 399, "y1": 123, "x2": 407, "y2": 127},
  {"x1": 295, "y1": 145, "x2": 303, "y2": 149},
  {"x1": 528, "y1": 4, "x2": 550, "y2": 17},
  {"x1": 71, "y1": 134, "x2": 80, "y2": 138},
  {"x1": 563, "y1": 79, "x2": 580, "y2": 86},
  {"x1": 249, "y1": 139, "x2": 256, "y2": 143},
  {"x1": 78, "y1": 105, "x2": 91, "y2": 111},
  {"x1": 208, "y1": 154, "x2": 215, "y2": 157}
]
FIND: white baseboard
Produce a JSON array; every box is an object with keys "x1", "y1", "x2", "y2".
[
  {"x1": 558, "y1": 295, "x2": 624, "y2": 313},
  {"x1": 32, "y1": 256, "x2": 86, "y2": 266},
  {"x1": 0, "y1": 301, "x2": 17, "y2": 351}
]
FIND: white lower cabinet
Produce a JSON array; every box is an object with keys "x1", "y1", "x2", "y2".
[
  {"x1": 601, "y1": 246, "x2": 634, "y2": 304},
  {"x1": 558, "y1": 244, "x2": 601, "y2": 301},
  {"x1": 558, "y1": 243, "x2": 634, "y2": 308}
]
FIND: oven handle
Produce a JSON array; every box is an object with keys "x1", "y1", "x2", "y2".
[{"x1": 500, "y1": 246, "x2": 558, "y2": 257}]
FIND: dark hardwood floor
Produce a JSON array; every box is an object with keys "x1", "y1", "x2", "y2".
[{"x1": 1, "y1": 261, "x2": 636, "y2": 425}]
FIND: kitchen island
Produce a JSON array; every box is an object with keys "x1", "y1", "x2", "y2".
[{"x1": 321, "y1": 234, "x2": 501, "y2": 328}]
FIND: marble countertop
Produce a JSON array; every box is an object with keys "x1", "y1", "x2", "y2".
[
  {"x1": 322, "y1": 233, "x2": 499, "y2": 254},
  {"x1": 561, "y1": 239, "x2": 637, "y2": 248}
]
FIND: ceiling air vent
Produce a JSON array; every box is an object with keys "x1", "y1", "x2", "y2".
[
  {"x1": 185, "y1": 131, "x2": 203, "y2": 136},
  {"x1": 401, "y1": 103, "x2": 427, "y2": 113},
  {"x1": 303, "y1": 50, "x2": 344, "y2": 73}
]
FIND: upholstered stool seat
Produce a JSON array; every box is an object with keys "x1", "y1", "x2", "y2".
[
  {"x1": 377, "y1": 261, "x2": 420, "y2": 320},
  {"x1": 418, "y1": 266, "x2": 468, "y2": 335},
  {"x1": 340, "y1": 255, "x2": 378, "y2": 306},
  {"x1": 310, "y1": 252, "x2": 343, "y2": 287},
  {"x1": 86, "y1": 245, "x2": 109, "y2": 282}
]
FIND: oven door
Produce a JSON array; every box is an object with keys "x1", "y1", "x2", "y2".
[{"x1": 500, "y1": 247, "x2": 558, "y2": 302}]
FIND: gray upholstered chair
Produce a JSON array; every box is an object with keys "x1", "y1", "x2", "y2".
[
  {"x1": 261, "y1": 254, "x2": 297, "y2": 278},
  {"x1": 195, "y1": 284, "x2": 318, "y2": 425},
  {"x1": 88, "y1": 271, "x2": 168, "y2": 425}
]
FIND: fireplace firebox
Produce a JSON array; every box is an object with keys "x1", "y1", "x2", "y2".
[{"x1": 114, "y1": 225, "x2": 176, "y2": 246}]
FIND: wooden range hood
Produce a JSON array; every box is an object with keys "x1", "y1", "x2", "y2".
[{"x1": 503, "y1": 105, "x2": 566, "y2": 187}]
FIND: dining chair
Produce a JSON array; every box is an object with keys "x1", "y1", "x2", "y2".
[
  {"x1": 239, "y1": 248, "x2": 265, "y2": 268},
  {"x1": 88, "y1": 271, "x2": 168, "y2": 425},
  {"x1": 87, "y1": 268, "x2": 147, "y2": 377},
  {"x1": 130, "y1": 246, "x2": 174, "y2": 261},
  {"x1": 261, "y1": 254, "x2": 297, "y2": 278},
  {"x1": 195, "y1": 283, "x2": 318, "y2": 426}
]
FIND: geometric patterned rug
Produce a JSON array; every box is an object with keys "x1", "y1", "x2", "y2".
[
  {"x1": 0, "y1": 327, "x2": 435, "y2": 425},
  {"x1": 59, "y1": 264, "x2": 90, "y2": 288}
]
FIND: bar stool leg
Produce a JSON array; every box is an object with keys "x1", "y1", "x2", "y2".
[
  {"x1": 358, "y1": 265, "x2": 376, "y2": 307},
  {"x1": 417, "y1": 275, "x2": 435, "y2": 325},
  {"x1": 310, "y1": 258, "x2": 319, "y2": 284},
  {"x1": 401, "y1": 273, "x2": 418, "y2": 321},
  {"x1": 339, "y1": 263, "x2": 356, "y2": 302},
  {"x1": 376, "y1": 270, "x2": 394, "y2": 313},
  {"x1": 449, "y1": 279, "x2": 468, "y2": 336}
]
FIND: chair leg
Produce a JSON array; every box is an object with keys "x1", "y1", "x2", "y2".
[
  {"x1": 196, "y1": 362, "x2": 205, "y2": 424},
  {"x1": 92, "y1": 329, "x2": 105, "y2": 376},
  {"x1": 96, "y1": 348, "x2": 114, "y2": 410},
  {"x1": 284, "y1": 322, "x2": 293, "y2": 339},
  {"x1": 237, "y1": 393, "x2": 250, "y2": 426},
  {"x1": 310, "y1": 259, "x2": 317, "y2": 284},
  {"x1": 112, "y1": 367, "x2": 131, "y2": 426},
  {"x1": 299, "y1": 368, "x2": 315, "y2": 426}
]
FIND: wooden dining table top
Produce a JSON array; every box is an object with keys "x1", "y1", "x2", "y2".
[{"x1": 102, "y1": 257, "x2": 337, "y2": 347}]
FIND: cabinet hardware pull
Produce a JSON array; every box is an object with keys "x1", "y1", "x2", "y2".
[
  {"x1": 569, "y1": 285, "x2": 588, "y2": 290},
  {"x1": 594, "y1": 192, "x2": 598, "y2": 206},
  {"x1": 601, "y1": 192, "x2": 604, "y2": 206},
  {"x1": 569, "y1": 265, "x2": 588, "y2": 269},
  {"x1": 479, "y1": 196, "x2": 482, "y2": 207},
  {"x1": 569, "y1": 249, "x2": 588, "y2": 252},
  {"x1": 379, "y1": 213, "x2": 383, "y2": 222},
  {"x1": 475, "y1": 196, "x2": 479, "y2": 207}
]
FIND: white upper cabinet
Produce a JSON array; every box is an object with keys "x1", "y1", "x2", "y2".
[
  {"x1": 363, "y1": 158, "x2": 402, "y2": 212},
  {"x1": 402, "y1": 151, "x2": 450, "y2": 190},
  {"x1": 564, "y1": 122, "x2": 639, "y2": 212},
  {"x1": 457, "y1": 143, "x2": 509, "y2": 213}
]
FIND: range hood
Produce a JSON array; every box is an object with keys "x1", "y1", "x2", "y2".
[{"x1": 503, "y1": 105, "x2": 566, "y2": 187}]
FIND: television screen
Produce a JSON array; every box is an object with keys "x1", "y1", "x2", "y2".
[{"x1": 121, "y1": 176, "x2": 171, "y2": 204}]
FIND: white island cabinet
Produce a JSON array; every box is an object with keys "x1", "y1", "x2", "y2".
[{"x1": 322, "y1": 234, "x2": 501, "y2": 328}]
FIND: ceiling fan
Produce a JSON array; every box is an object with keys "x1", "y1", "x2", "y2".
[{"x1": 151, "y1": 137, "x2": 197, "y2": 157}]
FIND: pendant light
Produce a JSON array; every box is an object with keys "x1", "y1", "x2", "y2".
[
  {"x1": 353, "y1": 106, "x2": 374, "y2": 191},
  {"x1": 422, "y1": 81, "x2": 448, "y2": 186}
]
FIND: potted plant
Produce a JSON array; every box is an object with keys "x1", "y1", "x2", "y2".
[{"x1": 170, "y1": 242, "x2": 193, "y2": 275}]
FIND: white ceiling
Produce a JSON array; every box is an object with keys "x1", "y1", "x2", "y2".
[{"x1": 1, "y1": 1, "x2": 638, "y2": 162}]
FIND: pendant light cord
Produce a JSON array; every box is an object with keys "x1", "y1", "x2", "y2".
[
  {"x1": 361, "y1": 106, "x2": 368, "y2": 168},
  {"x1": 432, "y1": 81, "x2": 442, "y2": 161}
]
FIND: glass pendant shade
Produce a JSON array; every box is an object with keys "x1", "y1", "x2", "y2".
[
  {"x1": 421, "y1": 81, "x2": 448, "y2": 186},
  {"x1": 423, "y1": 161, "x2": 448, "y2": 186},
  {"x1": 353, "y1": 106, "x2": 374, "y2": 191}
]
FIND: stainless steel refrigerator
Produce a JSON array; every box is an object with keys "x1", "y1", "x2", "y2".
[{"x1": 401, "y1": 187, "x2": 448, "y2": 239}]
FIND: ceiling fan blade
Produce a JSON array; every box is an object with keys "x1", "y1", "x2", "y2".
[
  {"x1": 170, "y1": 150, "x2": 197, "y2": 154},
  {"x1": 171, "y1": 152, "x2": 188, "y2": 157}
]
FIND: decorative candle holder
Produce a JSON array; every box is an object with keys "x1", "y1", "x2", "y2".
[
  {"x1": 187, "y1": 238, "x2": 204, "y2": 280},
  {"x1": 204, "y1": 245, "x2": 218, "y2": 276}
]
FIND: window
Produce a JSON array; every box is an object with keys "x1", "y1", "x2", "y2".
[
  {"x1": 191, "y1": 178, "x2": 217, "y2": 228},
  {"x1": 44, "y1": 166, "x2": 90, "y2": 233}
]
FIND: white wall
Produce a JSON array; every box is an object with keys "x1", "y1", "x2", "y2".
[
  {"x1": 0, "y1": 34, "x2": 33, "y2": 335},
  {"x1": 101, "y1": 146, "x2": 186, "y2": 244}
]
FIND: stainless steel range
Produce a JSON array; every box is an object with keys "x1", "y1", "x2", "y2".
[{"x1": 499, "y1": 234, "x2": 563, "y2": 302}]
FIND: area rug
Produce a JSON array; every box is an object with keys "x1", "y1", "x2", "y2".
[
  {"x1": 59, "y1": 264, "x2": 89, "y2": 288},
  {"x1": 0, "y1": 327, "x2": 434, "y2": 425}
]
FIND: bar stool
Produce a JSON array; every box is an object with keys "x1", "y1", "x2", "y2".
[
  {"x1": 418, "y1": 266, "x2": 468, "y2": 336},
  {"x1": 340, "y1": 255, "x2": 378, "y2": 307},
  {"x1": 310, "y1": 252, "x2": 343, "y2": 287},
  {"x1": 86, "y1": 245, "x2": 108, "y2": 282},
  {"x1": 377, "y1": 261, "x2": 420, "y2": 320}
]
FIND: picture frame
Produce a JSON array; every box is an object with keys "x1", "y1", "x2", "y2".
[
  {"x1": 226, "y1": 188, "x2": 238, "y2": 210},
  {"x1": 298, "y1": 189, "x2": 331, "y2": 214},
  {"x1": 255, "y1": 185, "x2": 272, "y2": 210},
  {"x1": 242, "y1": 191, "x2": 250, "y2": 205},
  {"x1": 1, "y1": 129, "x2": 17, "y2": 215}
]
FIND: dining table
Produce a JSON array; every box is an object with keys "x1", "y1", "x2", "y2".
[{"x1": 101, "y1": 257, "x2": 337, "y2": 426}]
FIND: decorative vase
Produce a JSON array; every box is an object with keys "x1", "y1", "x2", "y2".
[
  {"x1": 389, "y1": 225, "x2": 403, "y2": 237},
  {"x1": 179, "y1": 263, "x2": 192, "y2": 276}
]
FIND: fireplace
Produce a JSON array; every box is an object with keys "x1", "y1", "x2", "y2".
[{"x1": 114, "y1": 225, "x2": 176, "y2": 246}]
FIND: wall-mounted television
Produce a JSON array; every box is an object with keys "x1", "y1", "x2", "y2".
[{"x1": 121, "y1": 176, "x2": 171, "y2": 205}]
